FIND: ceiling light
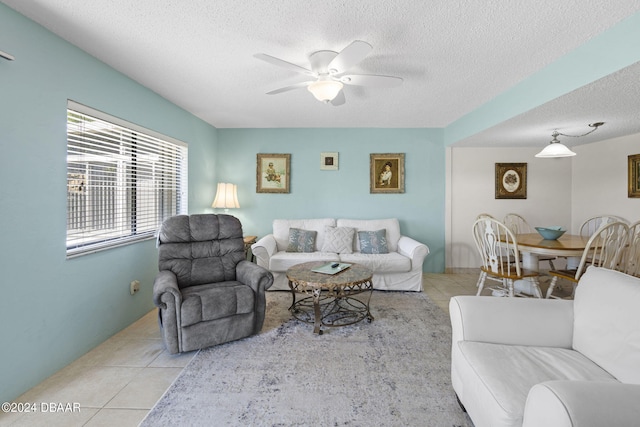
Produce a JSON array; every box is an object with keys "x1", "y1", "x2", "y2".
[
  {"x1": 535, "y1": 122, "x2": 604, "y2": 158},
  {"x1": 307, "y1": 80, "x2": 343, "y2": 103},
  {"x1": 535, "y1": 132, "x2": 576, "y2": 158}
]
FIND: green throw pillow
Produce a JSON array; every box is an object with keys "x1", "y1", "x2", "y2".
[
  {"x1": 358, "y1": 229, "x2": 389, "y2": 254},
  {"x1": 286, "y1": 228, "x2": 317, "y2": 253}
]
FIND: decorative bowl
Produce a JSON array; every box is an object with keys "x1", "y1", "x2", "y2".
[{"x1": 535, "y1": 226, "x2": 566, "y2": 240}]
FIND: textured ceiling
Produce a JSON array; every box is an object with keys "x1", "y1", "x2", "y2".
[{"x1": 3, "y1": 0, "x2": 640, "y2": 147}]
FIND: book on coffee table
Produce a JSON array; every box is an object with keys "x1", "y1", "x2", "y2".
[{"x1": 311, "y1": 262, "x2": 352, "y2": 275}]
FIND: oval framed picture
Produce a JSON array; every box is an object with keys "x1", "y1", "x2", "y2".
[{"x1": 495, "y1": 163, "x2": 527, "y2": 199}]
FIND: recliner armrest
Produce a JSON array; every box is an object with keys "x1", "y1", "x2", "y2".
[
  {"x1": 523, "y1": 381, "x2": 640, "y2": 427},
  {"x1": 153, "y1": 270, "x2": 181, "y2": 309},
  {"x1": 450, "y1": 296, "x2": 574, "y2": 348},
  {"x1": 236, "y1": 260, "x2": 274, "y2": 294},
  {"x1": 251, "y1": 234, "x2": 277, "y2": 268},
  {"x1": 397, "y1": 235, "x2": 429, "y2": 269}
]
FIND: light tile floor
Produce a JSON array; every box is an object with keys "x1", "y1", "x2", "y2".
[{"x1": 1, "y1": 271, "x2": 562, "y2": 426}]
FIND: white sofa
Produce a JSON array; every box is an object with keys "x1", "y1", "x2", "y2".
[
  {"x1": 251, "y1": 218, "x2": 429, "y2": 291},
  {"x1": 449, "y1": 267, "x2": 640, "y2": 427}
]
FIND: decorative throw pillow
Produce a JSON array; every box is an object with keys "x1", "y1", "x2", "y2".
[
  {"x1": 321, "y1": 226, "x2": 355, "y2": 254},
  {"x1": 286, "y1": 228, "x2": 317, "y2": 253},
  {"x1": 358, "y1": 229, "x2": 389, "y2": 254}
]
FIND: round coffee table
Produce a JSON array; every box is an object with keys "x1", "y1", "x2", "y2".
[{"x1": 286, "y1": 261, "x2": 374, "y2": 334}]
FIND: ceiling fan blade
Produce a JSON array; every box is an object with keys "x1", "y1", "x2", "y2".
[
  {"x1": 330, "y1": 90, "x2": 346, "y2": 106},
  {"x1": 340, "y1": 74, "x2": 403, "y2": 88},
  {"x1": 254, "y1": 53, "x2": 315, "y2": 76},
  {"x1": 327, "y1": 40, "x2": 372, "y2": 74},
  {"x1": 266, "y1": 81, "x2": 313, "y2": 95}
]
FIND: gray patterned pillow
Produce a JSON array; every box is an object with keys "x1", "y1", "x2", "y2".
[
  {"x1": 321, "y1": 226, "x2": 355, "y2": 254},
  {"x1": 286, "y1": 228, "x2": 317, "y2": 253},
  {"x1": 357, "y1": 229, "x2": 389, "y2": 254}
]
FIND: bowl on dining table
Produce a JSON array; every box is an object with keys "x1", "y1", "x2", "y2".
[{"x1": 535, "y1": 226, "x2": 566, "y2": 240}]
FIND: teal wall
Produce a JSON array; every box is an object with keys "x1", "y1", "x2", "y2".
[
  {"x1": 216, "y1": 128, "x2": 446, "y2": 272},
  {"x1": 0, "y1": 5, "x2": 218, "y2": 402}
]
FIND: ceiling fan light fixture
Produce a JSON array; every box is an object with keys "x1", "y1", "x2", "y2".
[{"x1": 307, "y1": 80, "x2": 343, "y2": 102}]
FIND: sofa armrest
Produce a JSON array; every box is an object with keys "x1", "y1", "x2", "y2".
[
  {"x1": 251, "y1": 234, "x2": 277, "y2": 268},
  {"x1": 449, "y1": 296, "x2": 574, "y2": 348},
  {"x1": 397, "y1": 235, "x2": 429, "y2": 270},
  {"x1": 236, "y1": 260, "x2": 274, "y2": 294},
  {"x1": 523, "y1": 381, "x2": 640, "y2": 427}
]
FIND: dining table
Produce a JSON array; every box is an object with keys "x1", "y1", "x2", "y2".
[
  {"x1": 515, "y1": 233, "x2": 591, "y2": 271},
  {"x1": 510, "y1": 233, "x2": 591, "y2": 296}
]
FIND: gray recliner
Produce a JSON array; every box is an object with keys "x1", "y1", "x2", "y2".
[{"x1": 153, "y1": 214, "x2": 274, "y2": 354}]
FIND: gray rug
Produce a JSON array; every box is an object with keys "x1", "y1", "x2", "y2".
[{"x1": 141, "y1": 291, "x2": 472, "y2": 427}]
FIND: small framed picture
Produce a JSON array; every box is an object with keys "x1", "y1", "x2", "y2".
[
  {"x1": 629, "y1": 154, "x2": 640, "y2": 198},
  {"x1": 370, "y1": 153, "x2": 405, "y2": 193},
  {"x1": 320, "y1": 152, "x2": 338, "y2": 170},
  {"x1": 495, "y1": 163, "x2": 527, "y2": 199},
  {"x1": 256, "y1": 153, "x2": 290, "y2": 193}
]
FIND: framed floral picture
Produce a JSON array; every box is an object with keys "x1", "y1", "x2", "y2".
[
  {"x1": 629, "y1": 154, "x2": 640, "y2": 198},
  {"x1": 370, "y1": 153, "x2": 405, "y2": 193},
  {"x1": 495, "y1": 163, "x2": 527, "y2": 199},
  {"x1": 256, "y1": 153, "x2": 290, "y2": 193}
]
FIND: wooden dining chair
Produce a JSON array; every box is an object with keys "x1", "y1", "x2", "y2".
[
  {"x1": 503, "y1": 213, "x2": 557, "y2": 270},
  {"x1": 546, "y1": 221, "x2": 629, "y2": 298},
  {"x1": 579, "y1": 215, "x2": 628, "y2": 237},
  {"x1": 622, "y1": 220, "x2": 640, "y2": 277},
  {"x1": 472, "y1": 217, "x2": 542, "y2": 298}
]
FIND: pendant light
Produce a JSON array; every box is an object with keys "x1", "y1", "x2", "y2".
[{"x1": 535, "y1": 122, "x2": 604, "y2": 158}]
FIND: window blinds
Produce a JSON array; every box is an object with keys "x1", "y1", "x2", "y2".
[{"x1": 66, "y1": 101, "x2": 188, "y2": 258}]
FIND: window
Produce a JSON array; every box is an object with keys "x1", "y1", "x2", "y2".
[{"x1": 66, "y1": 101, "x2": 188, "y2": 258}]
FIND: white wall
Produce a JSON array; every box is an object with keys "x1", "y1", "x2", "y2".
[
  {"x1": 572, "y1": 133, "x2": 640, "y2": 231},
  {"x1": 447, "y1": 146, "x2": 573, "y2": 269}
]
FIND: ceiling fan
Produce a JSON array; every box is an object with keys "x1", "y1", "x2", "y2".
[{"x1": 254, "y1": 40, "x2": 403, "y2": 106}]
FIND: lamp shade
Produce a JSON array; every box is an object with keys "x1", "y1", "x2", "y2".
[
  {"x1": 307, "y1": 80, "x2": 343, "y2": 102},
  {"x1": 212, "y1": 183, "x2": 240, "y2": 209},
  {"x1": 535, "y1": 142, "x2": 576, "y2": 158}
]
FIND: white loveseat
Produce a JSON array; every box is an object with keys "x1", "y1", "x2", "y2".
[
  {"x1": 449, "y1": 267, "x2": 640, "y2": 427},
  {"x1": 251, "y1": 218, "x2": 429, "y2": 291}
]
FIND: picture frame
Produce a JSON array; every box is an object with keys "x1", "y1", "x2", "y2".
[
  {"x1": 256, "y1": 153, "x2": 290, "y2": 193},
  {"x1": 629, "y1": 154, "x2": 640, "y2": 198},
  {"x1": 495, "y1": 163, "x2": 527, "y2": 199},
  {"x1": 370, "y1": 153, "x2": 405, "y2": 193},
  {"x1": 320, "y1": 152, "x2": 338, "y2": 170}
]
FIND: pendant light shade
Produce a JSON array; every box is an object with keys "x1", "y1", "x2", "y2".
[{"x1": 535, "y1": 140, "x2": 576, "y2": 158}]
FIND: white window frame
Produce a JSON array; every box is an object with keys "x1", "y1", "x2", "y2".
[{"x1": 66, "y1": 100, "x2": 188, "y2": 258}]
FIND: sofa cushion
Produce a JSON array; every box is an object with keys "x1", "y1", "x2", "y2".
[
  {"x1": 269, "y1": 251, "x2": 340, "y2": 272},
  {"x1": 337, "y1": 218, "x2": 401, "y2": 252},
  {"x1": 321, "y1": 226, "x2": 355, "y2": 254},
  {"x1": 339, "y1": 252, "x2": 410, "y2": 273},
  {"x1": 357, "y1": 229, "x2": 389, "y2": 254},
  {"x1": 273, "y1": 218, "x2": 336, "y2": 252},
  {"x1": 180, "y1": 281, "x2": 255, "y2": 327},
  {"x1": 573, "y1": 267, "x2": 640, "y2": 384},
  {"x1": 286, "y1": 228, "x2": 317, "y2": 253},
  {"x1": 458, "y1": 341, "x2": 617, "y2": 427}
]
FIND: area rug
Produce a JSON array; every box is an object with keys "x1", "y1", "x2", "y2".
[{"x1": 141, "y1": 291, "x2": 472, "y2": 427}]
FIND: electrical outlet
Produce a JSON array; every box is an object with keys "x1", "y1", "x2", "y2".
[{"x1": 130, "y1": 280, "x2": 140, "y2": 295}]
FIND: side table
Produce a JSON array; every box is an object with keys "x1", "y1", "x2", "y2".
[{"x1": 243, "y1": 235, "x2": 257, "y2": 262}]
